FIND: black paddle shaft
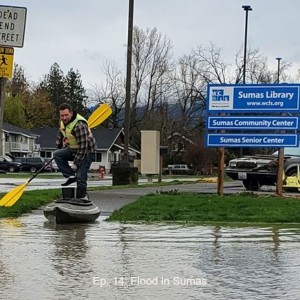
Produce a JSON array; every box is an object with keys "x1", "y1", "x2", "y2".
[{"x1": 28, "y1": 157, "x2": 55, "y2": 184}]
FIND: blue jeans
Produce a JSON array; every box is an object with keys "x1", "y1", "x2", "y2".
[{"x1": 53, "y1": 147, "x2": 93, "y2": 189}]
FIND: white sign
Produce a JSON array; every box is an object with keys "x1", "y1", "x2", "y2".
[{"x1": 0, "y1": 5, "x2": 27, "y2": 47}]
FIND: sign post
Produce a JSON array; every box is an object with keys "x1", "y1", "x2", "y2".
[
  {"x1": 0, "y1": 47, "x2": 14, "y2": 78},
  {"x1": 206, "y1": 83, "x2": 300, "y2": 195},
  {"x1": 0, "y1": 5, "x2": 27, "y2": 155},
  {"x1": 0, "y1": 5, "x2": 27, "y2": 48}
]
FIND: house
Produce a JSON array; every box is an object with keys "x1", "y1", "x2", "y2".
[
  {"x1": 2, "y1": 123, "x2": 40, "y2": 157},
  {"x1": 31, "y1": 126, "x2": 140, "y2": 172},
  {"x1": 1, "y1": 122, "x2": 140, "y2": 172}
]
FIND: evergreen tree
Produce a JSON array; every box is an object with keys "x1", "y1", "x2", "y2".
[
  {"x1": 65, "y1": 68, "x2": 88, "y2": 116},
  {"x1": 38, "y1": 62, "x2": 67, "y2": 108},
  {"x1": 7, "y1": 64, "x2": 29, "y2": 97}
]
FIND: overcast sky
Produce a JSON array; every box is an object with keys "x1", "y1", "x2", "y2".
[{"x1": 2, "y1": 0, "x2": 300, "y2": 89}]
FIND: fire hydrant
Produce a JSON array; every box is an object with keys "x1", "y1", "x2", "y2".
[{"x1": 99, "y1": 166, "x2": 105, "y2": 179}]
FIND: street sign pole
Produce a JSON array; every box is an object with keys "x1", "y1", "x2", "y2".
[
  {"x1": 0, "y1": 77, "x2": 7, "y2": 156},
  {"x1": 206, "y1": 83, "x2": 300, "y2": 196},
  {"x1": 0, "y1": 5, "x2": 27, "y2": 156},
  {"x1": 0, "y1": 47, "x2": 15, "y2": 156}
]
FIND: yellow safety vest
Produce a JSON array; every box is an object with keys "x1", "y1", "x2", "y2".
[{"x1": 60, "y1": 114, "x2": 87, "y2": 149}]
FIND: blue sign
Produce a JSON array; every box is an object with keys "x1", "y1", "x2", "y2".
[
  {"x1": 207, "y1": 116, "x2": 300, "y2": 130},
  {"x1": 207, "y1": 84, "x2": 300, "y2": 112},
  {"x1": 206, "y1": 134, "x2": 298, "y2": 147}
]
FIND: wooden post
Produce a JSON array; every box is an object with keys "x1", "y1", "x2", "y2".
[
  {"x1": 276, "y1": 112, "x2": 286, "y2": 196},
  {"x1": 217, "y1": 112, "x2": 225, "y2": 196},
  {"x1": 276, "y1": 147, "x2": 284, "y2": 196},
  {"x1": 147, "y1": 174, "x2": 153, "y2": 183},
  {"x1": 158, "y1": 155, "x2": 163, "y2": 183},
  {"x1": 217, "y1": 147, "x2": 225, "y2": 196}
]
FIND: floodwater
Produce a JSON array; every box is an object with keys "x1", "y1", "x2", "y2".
[{"x1": 1, "y1": 212, "x2": 300, "y2": 300}]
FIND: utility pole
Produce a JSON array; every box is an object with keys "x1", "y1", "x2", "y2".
[{"x1": 123, "y1": 0, "x2": 134, "y2": 164}]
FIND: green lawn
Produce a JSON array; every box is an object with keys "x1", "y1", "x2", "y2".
[
  {"x1": 2, "y1": 182, "x2": 300, "y2": 224},
  {"x1": 0, "y1": 189, "x2": 61, "y2": 218},
  {"x1": 108, "y1": 192, "x2": 300, "y2": 223}
]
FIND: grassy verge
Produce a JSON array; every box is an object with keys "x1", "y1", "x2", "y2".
[
  {"x1": 0, "y1": 189, "x2": 61, "y2": 218},
  {"x1": 108, "y1": 192, "x2": 300, "y2": 223},
  {"x1": 0, "y1": 181, "x2": 191, "y2": 219},
  {"x1": 3, "y1": 180, "x2": 298, "y2": 224}
]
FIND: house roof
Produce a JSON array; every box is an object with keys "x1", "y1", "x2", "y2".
[
  {"x1": 114, "y1": 143, "x2": 141, "y2": 155},
  {"x1": 3, "y1": 123, "x2": 39, "y2": 138},
  {"x1": 92, "y1": 127, "x2": 124, "y2": 150},
  {"x1": 31, "y1": 126, "x2": 124, "y2": 150},
  {"x1": 31, "y1": 127, "x2": 58, "y2": 149}
]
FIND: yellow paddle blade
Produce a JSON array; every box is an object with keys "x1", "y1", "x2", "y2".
[
  {"x1": 0, "y1": 182, "x2": 29, "y2": 207},
  {"x1": 88, "y1": 103, "x2": 112, "y2": 128}
]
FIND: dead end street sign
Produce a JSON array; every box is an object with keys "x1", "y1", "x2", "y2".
[
  {"x1": 0, "y1": 47, "x2": 14, "y2": 78},
  {"x1": 0, "y1": 5, "x2": 27, "y2": 48}
]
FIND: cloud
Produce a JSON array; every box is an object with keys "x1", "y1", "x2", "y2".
[{"x1": 4, "y1": 0, "x2": 300, "y2": 87}]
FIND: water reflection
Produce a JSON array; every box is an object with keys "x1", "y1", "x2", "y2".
[
  {"x1": 1, "y1": 215, "x2": 300, "y2": 300},
  {"x1": 211, "y1": 226, "x2": 223, "y2": 264},
  {"x1": 0, "y1": 260, "x2": 13, "y2": 287},
  {"x1": 44, "y1": 222, "x2": 94, "y2": 300},
  {"x1": 272, "y1": 227, "x2": 280, "y2": 258},
  {"x1": 44, "y1": 222, "x2": 89, "y2": 264}
]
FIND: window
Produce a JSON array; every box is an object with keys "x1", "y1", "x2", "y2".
[
  {"x1": 93, "y1": 152, "x2": 102, "y2": 162},
  {"x1": 97, "y1": 153, "x2": 102, "y2": 162}
]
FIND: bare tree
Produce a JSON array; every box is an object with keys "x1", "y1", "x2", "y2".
[
  {"x1": 92, "y1": 61, "x2": 126, "y2": 128},
  {"x1": 171, "y1": 55, "x2": 206, "y2": 128},
  {"x1": 233, "y1": 47, "x2": 292, "y2": 84},
  {"x1": 191, "y1": 43, "x2": 230, "y2": 84},
  {"x1": 130, "y1": 27, "x2": 174, "y2": 147}
]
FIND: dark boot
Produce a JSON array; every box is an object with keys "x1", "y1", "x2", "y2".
[
  {"x1": 61, "y1": 176, "x2": 77, "y2": 186},
  {"x1": 76, "y1": 187, "x2": 87, "y2": 199}
]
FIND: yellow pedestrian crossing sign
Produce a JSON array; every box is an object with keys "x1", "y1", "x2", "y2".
[{"x1": 0, "y1": 47, "x2": 14, "y2": 78}]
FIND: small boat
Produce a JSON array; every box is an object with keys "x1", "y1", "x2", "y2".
[{"x1": 43, "y1": 188, "x2": 101, "y2": 224}]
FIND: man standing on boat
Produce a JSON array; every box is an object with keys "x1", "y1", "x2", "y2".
[{"x1": 53, "y1": 103, "x2": 97, "y2": 199}]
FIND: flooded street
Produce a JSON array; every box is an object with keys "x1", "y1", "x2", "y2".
[{"x1": 1, "y1": 211, "x2": 300, "y2": 300}]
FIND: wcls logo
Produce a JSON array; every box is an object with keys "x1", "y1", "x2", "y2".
[{"x1": 212, "y1": 89, "x2": 230, "y2": 102}]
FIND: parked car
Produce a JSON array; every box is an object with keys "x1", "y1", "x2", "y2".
[
  {"x1": 15, "y1": 157, "x2": 46, "y2": 173},
  {"x1": 0, "y1": 156, "x2": 22, "y2": 173},
  {"x1": 225, "y1": 147, "x2": 300, "y2": 191},
  {"x1": 163, "y1": 164, "x2": 194, "y2": 175},
  {"x1": 44, "y1": 158, "x2": 55, "y2": 172},
  {"x1": 50, "y1": 159, "x2": 74, "y2": 172},
  {"x1": 51, "y1": 160, "x2": 59, "y2": 172}
]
